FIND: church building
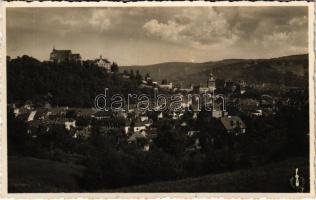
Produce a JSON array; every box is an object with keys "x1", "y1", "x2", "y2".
[{"x1": 199, "y1": 73, "x2": 216, "y2": 93}]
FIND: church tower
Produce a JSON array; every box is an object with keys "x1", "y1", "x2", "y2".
[{"x1": 208, "y1": 72, "x2": 216, "y2": 91}]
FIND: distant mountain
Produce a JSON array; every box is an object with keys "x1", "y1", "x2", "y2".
[
  {"x1": 122, "y1": 54, "x2": 308, "y2": 87},
  {"x1": 122, "y1": 62, "x2": 207, "y2": 84}
]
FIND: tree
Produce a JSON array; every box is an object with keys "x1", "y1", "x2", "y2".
[
  {"x1": 129, "y1": 69, "x2": 135, "y2": 79},
  {"x1": 7, "y1": 107, "x2": 32, "y2": 156},
  {"x1": 155, "y1": 119, "x2": 187, "y2": 157},
  {"x1": 145, "y1": 73, "x2": 152, "y2": 84},
  {"x1": 135, "y1": 70, "x2": 142, "y2": 83},
  {"x1": 66, "y1": 110, "x2": 76, "y2": 118},
  {"x1": 7, "y1": 56, "x2": 144, "y2": 108},
  {"x1": 110, "y1": 62, "x2": 119, "y2": 73}
]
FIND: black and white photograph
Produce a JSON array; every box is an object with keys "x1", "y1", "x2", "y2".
[{"x1": 1, "y1": 2, "x2": 315, "y2": 197}]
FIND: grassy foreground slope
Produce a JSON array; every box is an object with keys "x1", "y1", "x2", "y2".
[
  {"x1": 8, "y1": 156, "x2": 309, "y2": 193},
  {"x1": 8, "y1": 156, "x2": 84, "y2": 193},
  {"x1": 108, "y1": 157, "x2": 309, "y2": 193}
]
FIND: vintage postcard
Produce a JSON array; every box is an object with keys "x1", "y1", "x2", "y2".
[{"x1": 0, "y1": 1, "x2": 315, "y2": 198}]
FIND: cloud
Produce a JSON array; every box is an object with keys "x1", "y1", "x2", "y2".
[
  {"x1": 89, "y1": 10, "x2": 112, "y2": 31},
  {"x1": 142, "y1": 6, "x2": 308, "y2": 53},
  {"x1": 143, "y1": 19, "x2": 187, "y2": 42},
  {"x1": 143, "y1": 8, "x2": 234, "y2": 47}
]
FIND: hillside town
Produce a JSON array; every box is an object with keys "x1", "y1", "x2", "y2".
[{"x1": 8, "y1": 48, "x2": 305, "y2": 153}]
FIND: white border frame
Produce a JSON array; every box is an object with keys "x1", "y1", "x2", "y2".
[{"x1": 0, "y1": 1, "x2": 314, "y2": 198}]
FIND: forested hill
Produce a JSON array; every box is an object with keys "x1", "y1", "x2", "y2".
[
  {"x1": 122, "y1": 54, "x2": 308, "y2": 87},
  {"x1": 7, "y1": 54, "x2": 308, "y2": 107},
  {"x1": 7, "y1": 55, "x2": 143, "y2": 107}
]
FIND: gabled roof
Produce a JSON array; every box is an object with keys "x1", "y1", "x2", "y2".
[
  {"x1": 52, "y1": 49, "x2": 71, "y2": 53},
  {"x1": 180, "y1": 122, "x2": 187, "y2": 127},
  {"x1": 95, "y1": 56, "x2": 110, "y2": 63},
  {"x1": 16, "y1": 112, "x2": 30, "y2": 121},
  {"x1": 73, "y1": 108, "x2": 96, "y2": 116},
  {"x1": 93, "y1": 110, "x2": 113, "y2": 117},
  {"x1": 28, "y1": 120, "x2": 42, "y2": 128},
  {"x1": 128, "y1": 133, "x2": 147, "y2": 142},
  {"x1": 33, "y1": 108, "x2": 48, "y2": 120},
  {"x1": 134, "y1": 121, "x2": 146, "y2": 127},
  {"x1": 56, "y1": 118, "x2": 76, "y2": 123},
  {"x1": 220, "y1": 116, "x2": 246, "y2": 131}
]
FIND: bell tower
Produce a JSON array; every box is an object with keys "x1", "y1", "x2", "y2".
[{"x1": 208, "y1": 72, "x2": 216, "y2": 91}]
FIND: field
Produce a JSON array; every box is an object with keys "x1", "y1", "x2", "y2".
[
  {"x1": 8, "y1": 156, "x2": 84, "y2": 193},
  {"x1": 8, "y1": 156, "x2": 309, "y2": 193}
]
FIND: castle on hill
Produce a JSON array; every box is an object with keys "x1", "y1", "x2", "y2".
[{"x1": 49, "y1": 48, "x2": 82, "y2": 64}]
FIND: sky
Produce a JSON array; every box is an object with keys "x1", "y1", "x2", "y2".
[{"x1": 6, "y1": 6, "x2": 308, "y2": 65}]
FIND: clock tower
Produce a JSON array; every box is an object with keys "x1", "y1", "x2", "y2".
[{"x1": 208, "y1": 73, "x2": 216, "y2": 92}]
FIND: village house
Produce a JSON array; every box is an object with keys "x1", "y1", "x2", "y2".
[
  {"x1": 98, "y1": 121, "x2": 121, "y2": 134},
  {"x1": 238, "y1": 98, "x2": 260, "y2": 116},
  {"x1": 122, "y1": 74, "x2": 131, "y2": 79},
  {"x1": 124, "y1": 120, "x2": 132, "y2": 135},
  {"x1": 73, "y1": 108, "x2": 96, "y2": 118},
  {"x1": 27, "y1": 111, "x2": 37, "y2": 121},
  {"x1": 138, "y1": 115, "x2": 153, "y2": 128},
  {"x1": 46, "y1": 107, "x2": 68, "y2": 118},
  {"x1": 140, "y1": 115, "x2": 148, "y2": 122},
  {"x1": 127, "y1": 132, "x2": 150, "y2": 151},
  {"x1": 139, "y1": 83, "x2": 154, "y2": 89},
  {"x1": 127, "y1": 133, "x2": 145, "y2": 143},
  {"x1": 159, "y1": 82, "x2": 173, "y2": 90},
  {"x1": 13, "y1": 105, "x2": 31, "y2": 117},
  {"x1": 91, "y1": 110, "x2": 113, "y2": 120},
  {"x1": 181, "y1": 99, "x2": 192, "y2": 109},
  {"x1": 19, "y1": 108, "x2": 49, "y2": 122},
  {"x1": 74, "y1": 126, "x2": 92, "y2": 139},
  {"x1": 127, "y1": 129, "x2": 153, "y2": 152},
  {"x1": 133, "y1": 120, "x2": 146, "y2": 133},
  {"x1": 211, "y1": 102, "x2": 228, "y2": 119},
  {"x1": 179, "y1": 84, "x2": 194, "y2": 93},
  {"x1": 220, "y1": 116, "x2": 246, "y2": 135},
  {"x1": 45, "y1": 118, "x2": 76, "y2": 131},
  {"x1": 187, "y1": 130, "x2": 200, "y2": 137},
  {"x1": 172, "y1": 109, "x2": 186, "y2": 120},
  {"x1": 64, "y1": 119, "x2": 76, "y2": 130},
  {"x1": 95, "y1": 55, "x2": 111, "y2": 70},
  {"x1": 157, "y1": 112, "x2": 163, "y2": 119},
  {"x1": 260, "y1": 94, "x2": 275, "y2": 109},
  {"x1": 251, "y1": 109, "x2": 263, "y2": 117},
  {"x1": 186, "y1": 138, "x2": 202, "y2": 152}
]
